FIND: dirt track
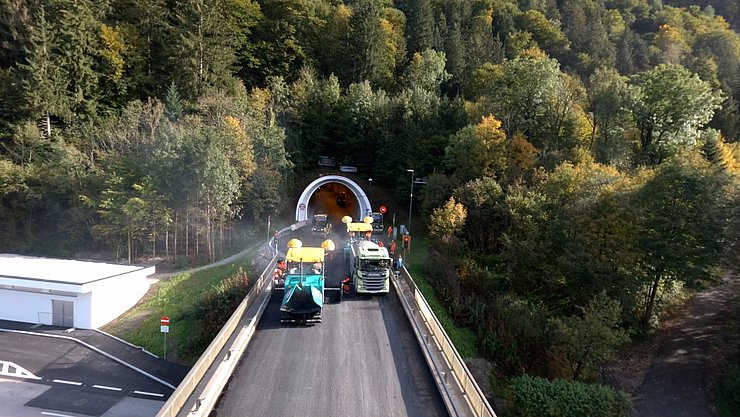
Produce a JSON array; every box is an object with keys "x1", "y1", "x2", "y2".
[{"x1": 630, "y1": 274, "x2": 740, "y2": 417}]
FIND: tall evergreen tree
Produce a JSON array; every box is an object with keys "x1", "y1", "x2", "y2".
[
  {"x1": 56, "y1": 0, "x2": 103, "y2": 121},
  {"x1": 405, "y1": 0, "x2": 434, "y2": 56},
  {"x1": 173, "y1": 0, "x2": 239, "y2": 99},
  {"x1": 20, "y1": 4, "x2": 70, "y2": 138}
]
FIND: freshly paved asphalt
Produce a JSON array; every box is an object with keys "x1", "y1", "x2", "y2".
[{"x1": 213, "y1": 229, "x2": 449, "y2": 417}]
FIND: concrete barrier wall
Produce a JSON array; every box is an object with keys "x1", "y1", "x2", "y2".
[
  {"x1": 155, "y1": 247, "x2": 278, "y2": 417},
  {"x1": 393, "y1": 267, "x2": 497, "y2": 417}
]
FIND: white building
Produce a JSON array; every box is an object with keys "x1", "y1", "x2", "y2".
[{"x1": 0, "y1": 254, "x2": 155, "y2": 329}]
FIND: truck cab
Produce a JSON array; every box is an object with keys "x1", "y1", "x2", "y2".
[
  {"x1": 311, "y1": 214, "x2": 331, "y2": 236},
  {"x1": 371, "y1": 212, "x2": 384, "y2": 234}
]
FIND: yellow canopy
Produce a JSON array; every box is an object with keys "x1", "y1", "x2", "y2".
[
  {"x1": 347, "y1": 222, "x2": 372, "y2": 232},
  {"x1": 286, "y1": 247, "x2": 325, "y2": 263}
]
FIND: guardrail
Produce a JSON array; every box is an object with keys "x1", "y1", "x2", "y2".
[
  {"x1": 155, "y1": 248, "x2": 277, "y2": 417},
  {"x1": 156, "y1": 223, "x2": 495, "y2": 417},
  {"x1": 392, "y1": 268, "x2": 497, "y2": 417}
]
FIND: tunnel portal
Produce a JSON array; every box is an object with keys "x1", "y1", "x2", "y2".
[{"x1": 295, "y1": 176, "x2": 372, "y2": 224}]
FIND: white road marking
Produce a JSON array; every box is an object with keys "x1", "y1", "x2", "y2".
[
  {"x1": 92, "y1": 384, "x2": 123, "y2": 391},
  {"x1": 41, "y1": 412, "x2": 75, "y2": 417},
  {"x1": 134, "y1": 390, "x2": 164, "y2": 397},
  {"x1": 52, "y1": 379, "x2": 82, "y2": 386}
]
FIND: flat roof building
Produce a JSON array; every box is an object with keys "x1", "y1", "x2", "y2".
[{"x1": 0, "y1": 254, "x2": 155, "y2": 329}]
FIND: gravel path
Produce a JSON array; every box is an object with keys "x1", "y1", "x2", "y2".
[{"x1": 631, "y1": 274, "x2": 740, "y2": 417}]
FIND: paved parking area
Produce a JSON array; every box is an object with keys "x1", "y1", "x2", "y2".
[{"x1": 0, "y1": 321, "x2": 190, "y2": 417}]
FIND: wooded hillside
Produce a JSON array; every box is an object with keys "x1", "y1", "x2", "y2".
[{"x1": 1, "y1": 0, "x2": 739, "y2": 403}]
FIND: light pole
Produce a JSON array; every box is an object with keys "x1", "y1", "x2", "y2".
[
  {"x1": 369, "y1": 178, "x2": 372, "y2": 187},
  {"x1": 407, "y1": 169, "x2": 414, "y2": 235}
]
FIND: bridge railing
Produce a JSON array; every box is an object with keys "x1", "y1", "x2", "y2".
[
  {"x1": 155, "y1": 244, "x2": 279, "y2": 417},
  {"x1": 393, "y1": 267, "x2": 497, "y2": 417}
]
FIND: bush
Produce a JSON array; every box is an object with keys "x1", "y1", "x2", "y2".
[
  {"x1": 479, "y1": 296, "x2": 553, "y2": 376},
  {"x1": 717, "y1": 363, "x2": 740, "y2": 417},
  {"x1": 505, "y1": 375, "x2": 631, "y2": 417}
]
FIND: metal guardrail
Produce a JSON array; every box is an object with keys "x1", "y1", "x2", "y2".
[
  {"x1": 156, "y1": 223, "x2": 494, "y2": 417},
  {"x1": 393, "y1": 267, "x2": 497, "y2": 417},
  {"x1": 155, "y1": 248, "x2": 277, "y2": 417}
]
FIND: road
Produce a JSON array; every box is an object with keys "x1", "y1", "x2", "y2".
[
  {"x1": 212, "y1": 229, "x2": 448, "y2": 417},
  {"x1": 0, "y1": 331, "x2": 170, "y2": 416}
]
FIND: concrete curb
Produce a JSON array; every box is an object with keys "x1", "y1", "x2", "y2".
[
  {"x1": 0, "y1": 328, "x2": 176, "y2": 390},
  {"x1": 94, "y1": 328, "x2": 159, "y2": 358}
]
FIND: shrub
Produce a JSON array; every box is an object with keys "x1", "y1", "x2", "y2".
[
  {"x1": 505, "y1": 375, "x2": 631, "y2": 417},
  {"x1": 717, "y1": 363, "x2": 740, "y2": 417}
]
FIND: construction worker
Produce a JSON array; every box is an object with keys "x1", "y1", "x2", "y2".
[
  {"x1": 389, "y1": 240, "x2": 396, "y2": 255},
  {"x1": 365, "y1": 231, "x2": 372, "y2": 240},
  {"x1": 396, "y1": 256, "x2": 404, "y2": 270},
  {"x1": 387, "y1": 226, "x2": 392, "y2": 239},
  {"x1": 377, "y1": 241, "x2": 384, "y2": 247},
  {"x1": 273, "y1": 267, "x2": 284, "y2": 288},
  {"x1": 342, "y1": 275, "x2": 351, "y2": 295}
]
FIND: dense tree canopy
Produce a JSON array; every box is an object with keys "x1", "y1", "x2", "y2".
[{"x1": 1, "y1": 0, "x2": 739, "y2": 397}]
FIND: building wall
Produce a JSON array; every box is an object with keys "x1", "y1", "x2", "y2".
[
  {"x1": 0, "y1": 289, "x2": 79, "y2": 326},
  {"x1": 88, "y1": 267, "x2": 153, "y2": 329}
]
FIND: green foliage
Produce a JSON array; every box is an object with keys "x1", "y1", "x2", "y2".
[
  {"x1": 716, "y1": 356, "x2": 740, "y2": 417},
  {"x1": 629, "y1": 63, "x2": 723, "y2": 164},
  {"x1": 550, "y1": 292, "x2": 629, "y2": 380},
  {"x1": 188, "y1": 267, "x2": 249, "y2": 357},
  {"x1": 104, "y1": 257, "x2": 256, "y2": 363},
  {"x1": 505, "y1": 375, "x2": 631, "y2": 417}
]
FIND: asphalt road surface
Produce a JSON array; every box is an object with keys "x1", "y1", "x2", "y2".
[
  {"x1": 213, "y1": 229, "x2": 448, "y2": 417},
  {"x1": 0, "y1": 331, "x2": 170, "y2": 416}
]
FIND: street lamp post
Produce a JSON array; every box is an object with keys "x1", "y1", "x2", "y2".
[{"x1": 407, "y1": 169, "x2": 414, "y2": 235}]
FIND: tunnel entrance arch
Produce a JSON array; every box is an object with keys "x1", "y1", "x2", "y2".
[{"x1": 295, "y1": 176, "x2": 372, "y2": 222}]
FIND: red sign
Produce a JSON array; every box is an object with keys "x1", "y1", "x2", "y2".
[
  {"x1": 161, "y1": 316, "x2": 170, "y2": 325},
  {"x1": 379, "y1": 205, "x2": 387, "y2": 214}
]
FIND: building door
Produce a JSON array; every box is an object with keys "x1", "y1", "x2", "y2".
[{"x1": 52, "y1": 300, "x2": 74, "y2": 327}]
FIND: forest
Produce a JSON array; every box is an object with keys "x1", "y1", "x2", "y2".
[{"x1": 1, "y1": 0, "x2": 739, "y2": 414}]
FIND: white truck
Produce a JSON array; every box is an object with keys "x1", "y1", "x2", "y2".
[{"x1": 346, "y1": 222, "x2": 391, "y2": 294}]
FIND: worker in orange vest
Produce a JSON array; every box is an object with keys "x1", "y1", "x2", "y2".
[
  {"x1": 389, "y1": 240, "x2": 396, "y2": 255},
  {"x1": 387, "y1": 226, "x2": 392, "y2": 239},
  {"x1": 342, "y1": 275, "x2": 351, "y2": 294}
]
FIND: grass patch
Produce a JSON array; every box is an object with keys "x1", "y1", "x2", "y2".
[
  {"x1": 404, "y1": 235, "x2": 480, "y2": 358},
  {"x1": 103, "y1": 250, "x2": 260, "y2": 364}
]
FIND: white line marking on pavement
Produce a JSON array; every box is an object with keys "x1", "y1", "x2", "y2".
[
  {"x1": 92, "y1": 384, "x2": 123, "y2": 391},
  {"x1": 52, "y1": 379, "x2": 82, "y2": 386},
  {"x1": 41, "y1": 412, "x2": 75, "y2": 417},
  {"x1": 134, "y1": 390, "x2": 164, "y2": 397}
]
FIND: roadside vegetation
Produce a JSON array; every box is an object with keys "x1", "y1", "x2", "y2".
[
  {"x1": 102, "y1": 254, "x2": 260, "y2": 364},
  {"x1": 715, "y1": 299, "x2": 740, "y2": 417}
]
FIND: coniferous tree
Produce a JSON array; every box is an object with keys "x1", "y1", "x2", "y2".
[
  {"x1": 20, "y1": 4, "x2": 70, "y2": 138},
  {"x1": 405, "y1": 0, "x2": 434, "y2": 56},
  {"x1": 56, "y1": 0, "x2": 103, "y2": 121},
  {"x1": 173, "y1": 0, "x2": 239, "y2": 99}
]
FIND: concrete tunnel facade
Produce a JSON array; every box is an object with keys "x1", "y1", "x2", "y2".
[{"x1": 295, "y1": 175, "x2": 372, "y2": 223}]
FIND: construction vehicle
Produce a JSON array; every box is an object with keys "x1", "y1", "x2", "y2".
[
  {"x1": 370, "y1": 212, "x2": 384, "y2": 234},
  {"x1": 345, "y1": 222, "x2": 391, "y2": 294},
  {"x1": 278, "y1": 239, "x2": 338, "y2": 323},
  {"x1": 311, "y1": 213, "x2": 331, "y2": 236}
]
